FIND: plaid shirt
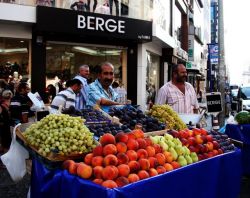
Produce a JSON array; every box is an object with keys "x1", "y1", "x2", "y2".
[{"x1": 156, "y1": 81, "x2": 199, "y2": 114}]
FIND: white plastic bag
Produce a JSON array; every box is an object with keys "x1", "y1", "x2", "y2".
[{"x1": 1, "y1": 124, "x2": 29, "y2": 182}]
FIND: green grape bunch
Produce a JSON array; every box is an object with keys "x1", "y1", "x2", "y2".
[
  {"x1": 23, "y1": 114, "x2": 97, "y2": 157},
  {"x1": 148, "y1": 104, "x2": 187, "y2": 130}
]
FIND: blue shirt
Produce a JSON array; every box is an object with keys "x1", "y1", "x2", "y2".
[
  {"x1": 74, "y1": 75, "x2": 89, "y2": 110},
  {"x1": 87, "y1": 79, "x2": 118, "y2": 106}
]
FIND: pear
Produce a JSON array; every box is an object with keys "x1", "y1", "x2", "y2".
[
  {"x1": 173, "y1": 138, "x2": 182, "y2": 146},
  {"x1": 169, "y1": 147, "x2": 178, "y2": 161},
  {"x1": 183, "y1": 146, "x2": 190, "y2": 155},
  {"x1": 185, "y1": 155, "x2": 193, "y2": 164},
  {"x1": 190, "y1": 152, "x2": 199, "y2": 163},
  {"x1": 177, "y1": 156, "x2": 188, "y2": 167},
  {"x1": 167, "y1": 140, "x2": 175, "y2": 148},
  {"x1": 164, "y1": 134, "x2": 173, "y2": 141},
  {"x1": 150, "y1": 136, "x2": 159, "y2": 144},
  {"x1": 175, "y1": 145, "x2": 185, "y2": 156},
  {"x1": 159, "y1": 141, "x2": 169, "y2": 151}
]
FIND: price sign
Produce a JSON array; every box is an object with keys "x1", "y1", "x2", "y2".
[{"x1": 206, "y1": 92, "x2": 222, "y2": 113}]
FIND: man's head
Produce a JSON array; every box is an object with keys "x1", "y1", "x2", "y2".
[
  {"x1": 97, "y1": 62, "x2": 114, "y2": 89},
  {"x1": 17, "y1": 82, "x2": 30, "y2": 95},
  {"x1": 79, "y1": 65, "x2": 90, "y2": 79},
  {"x1": 66, "y1": 79, "x2": 83, "y2": 93},
  {"x1": 172, "y1": 64, "x2": 188, "y2": 83}
]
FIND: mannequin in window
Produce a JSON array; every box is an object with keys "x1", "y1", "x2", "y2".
[
  {"x1": 109, "y1": 0, "x2": 119, "y2": 16},
  {"x1": 87, "y1": 0, "x2": 98, "y2": 12},
  {"x1": 70, "y1": 0, "x2": 88, "y2": 11}
]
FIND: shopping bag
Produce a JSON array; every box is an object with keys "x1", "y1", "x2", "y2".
[{"x1": 0, "y1": 123, "x2": 29, "y2": 182}]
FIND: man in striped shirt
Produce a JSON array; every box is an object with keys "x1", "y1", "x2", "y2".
[
  {"x1": 50, "y1": 79, "x2": 82, "y2": 113},
  {"x1": 156, "y1": 64, "x2": 199, "y2": 114}
]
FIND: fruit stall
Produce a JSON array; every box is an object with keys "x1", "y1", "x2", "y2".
[{"x1": 12, "y1": 105, "x2": 243, "y2": 198}]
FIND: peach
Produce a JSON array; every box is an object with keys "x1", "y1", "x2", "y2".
[
  {"x1": 102, "y1": 180, "x2": 118, "y2": 188},
  {"x1": 117, "y1": 153, "x2": 129, "y2": 165},
  {"x1": 171, "y1": 161, "x2": 181, "y2": 169},
  {"x1": 138, "y1": 158, "x2": 150, "y2": 171},
  {"x1": 148, "y1": 168, "x2": 158, "y2": 177},
  {"x1": 84, "y1": 153, "x2": 94, "y2": 165},
  {"x1": 132, "y1": 129, "x2": 144, "y2": 139},
  {"x1": 93, "y1": 166, "x2": 104, "y2": 179},
  {"x1": 77, "y1": 163, "x2": 93, "y2": 179},
  {"x1": 116, "y1": 142, "x2": 127, "y2": 153},
  {"x1": 155, "y1": 153, "x2": 166, "y2": 165},
  {"x1": 115, "y1": 132, "x2": 129, "y2": 143},
  {"x1": 153, "y1": 144, "x2": 163, "y2": 154},
  {"x1": 115, "y1": 176, "x2": 129, "y2": 187},
  {"x1": 163, "y1": 151, "x2": 173, "y2": 163},
  {"x1": 103, "y1": 144, "x2": 117, "y2": 156},
  {"x1": 137, "y1": 138, "x2": 147, "y2": 149},
  {"x1": 156, "y1": 166, "x2": 166, "y2": 174},
  {"x1": 127, "y1": 132, "x2": 136, "y2": 139},
  {"x1": 128, "y1": 173, "x2": 140, "y2": 183},
  {"x1": 128, "y1": 161, "x2": 140, "y2": 173},
  {"x1": 127, "y1": 139, "x2": 139, "y2": 150},
  {"x1": 93, "y1": 178, "x2": 103, "y2": 185},
  {"x1": 92, "y1": 145, "x2": 103, "y2": 156},
  {"x1": 91, "y1": 156, "x2": 104, "y2": 167},
  {"x1": 102, "y1": 165, "x2": 118, "y2": 180},
  {"x1": 163, "y1": 163, "x2": 174, "y2": 172},
  {"x1": 126, "y1": 150, "x2": 138, "y2": 161},
  {"x1": 100, "y1": 133, "x2": 116, "y2": 146},
  {"x1": 144, "y1": 138, "x2": 153, "y2": 146},
  {"x1": 62, "y1": 160, "x2": 77, "y2": 174},
  {"x1": 138, "y1": 170, "x2": 149, "y2": 180},
  {"x1": 103, "y1": 154, "x2": 118, "y2": 166},
  {"x1": 117, "y1": 164, "x2": 130, "y2": 177},
  {"x1": 148, "y1": 157, "x2": 158, "y2": 168},
  {"x1": 146, "y1": 146, "x2": 155, "y2": 157},
  {"x1": 137, "y1": 149, "x2": 148, "y2": 159}
]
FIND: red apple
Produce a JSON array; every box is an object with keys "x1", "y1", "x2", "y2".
[
  {"x1": 206, "y1": 142, "x2": 214, "y2": 151},
  {"x1": 188, "y1": 137, "x2": 196, "y2": 146},
  {"x1": 200, "y1": 144, "x2": 209, "y2": 153},
  {"x1": 212, "y1": 141, "x2": 220, "y2": 150},
  {"x1": 180, "y1": 138, "x2": 188, "y2": 146},
  {"x1": 189, "y1": 145, "x2": 198, "y2": 153},
  {"x1": 217, "y1": 149, "x2": 223, "y2": 154},
  {"x1": 193, "y1": 128, "x2": 201, "y2": 136},
  {"x1": 200, "y1": 128, "x2": 208, "y2": 135},
  {"x1": 206, "y1": 135, "x2": 214, "y2": 142},
  {"x1": 195, "y1": 135, "x2": 203, "y2": 144}
]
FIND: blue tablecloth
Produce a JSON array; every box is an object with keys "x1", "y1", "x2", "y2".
[
  {"x1": 226, "y1": 124, "x2": 250, "y2": 175},
  {"x1": 30, "y1": 149, "x2": 242, "y2": 198}
]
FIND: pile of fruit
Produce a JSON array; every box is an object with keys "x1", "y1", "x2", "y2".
[
  {"x1": 81, "y1": 109, "x2": 111, "y2": 124},
  {"x1": 108, "y1": 106, "x2": 166, "y2": 132},
  {"x1": 86, "y1": 123, "x2": 131, "y2": 137},
  {"x1": 23, "y1": 114, "x2": 97, "y2": 157},
  {"x1": 210, "y1": 131, "x2": 236, "y2": 153},
  {"x1": 62, "y1": 129, "x2": 200, "y2": 188},
  {"x1": 148, "y1": 104, "x2": 187, "y2": 130}
]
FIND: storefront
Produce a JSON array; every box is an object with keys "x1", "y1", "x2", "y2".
[{"x1": 31, "y1": 6, "x2": 152, "y2": 104}]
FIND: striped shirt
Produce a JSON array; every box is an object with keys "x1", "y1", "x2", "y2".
[
  {"x1": 87, "y1": 79, "x2": 118, "y2": 107},
  {"x1": 50, "y1": 87, "x2": 76, "y2": 113},
  {"x1": 156, "y1": 81, "x2": 199, "y2": 114}
]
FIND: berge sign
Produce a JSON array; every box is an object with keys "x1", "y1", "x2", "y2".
[{"x1": 206, "y1": 92, "x2": 222, "y2": 113}]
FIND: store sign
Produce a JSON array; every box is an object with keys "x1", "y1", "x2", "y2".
[
  {"x1": 206, "y1": 92, "x2": 222, "y2": 113},
  {"x1": 208, "y1": 43, "x2": 218, "y2": 64},
  {"x1": 77, "y1": 15, "x2": 125, "y2": 34},
  {"x1": 36, "y1": 6, "x2": 152, "y2": 42}
]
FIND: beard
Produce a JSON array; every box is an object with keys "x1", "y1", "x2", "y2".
[{"x1": 176, "y1": 75, "x2": 187, "y2": 82}]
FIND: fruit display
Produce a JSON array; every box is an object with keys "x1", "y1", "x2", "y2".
[
  {"x1": 62, "y1": 130, "x2": 186, "y2": 188},
  {"x1": 168, "y1": 128, "x2": 236, "y2": 161},
  {"x1": 108, "y1": 106, "x2": 166, "y2": 132},
  {"x1": 23, "y1": 114, "x2": 97, "y2": 157},
  {"x1": 81, "y1": 109, "x2": 111, "y2": 124},
  {"x1": 234, "y1": 111, "x2": 250, "y2": 124},
  {"x1": 86, "y1": 123, "x2": 131, "y2": 137},
  {"x1": 148, "y1": 104, "x2": 187, "y2": 131}
]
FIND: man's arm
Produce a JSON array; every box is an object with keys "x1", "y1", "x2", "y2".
[
  {"x1": 99, "y1": 98, "x2": 121, "y2": 106},
  {"x1": 155, "y1": 87, "x2": 167, "y2": 105}
]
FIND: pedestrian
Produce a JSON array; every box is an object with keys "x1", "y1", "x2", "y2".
[
  {"x1": 0, "y1": 90, "x2": 13, "y2": 154},
  {"x1": 156, "y1": 64, "x2": 199, "y2": 114},
  {"x1": 88, "y1": 62, "x2": 121, "y2": 107},
  {"x1": 9, "y1": 82, "x2": 33, "y2": 123},
  {"x1": 50, "y1": 79, "x2": 82, "y2": 113},
  {"x1": 225, "y1": 91, "x2": 232, "y2": 117},
  {"x1": 74, "y1": 65, "x2": 90, "y2": 110},
  {"x1": 70, "y1": 0, "x2": 88, "y2": 11},
  {"x1": 87, "y1": 0, "x2": 98, "y2": 12}
]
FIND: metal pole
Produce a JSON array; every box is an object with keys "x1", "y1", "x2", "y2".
[{"x1": 218, "y1": 0, "x2": 225, "y2": 127}]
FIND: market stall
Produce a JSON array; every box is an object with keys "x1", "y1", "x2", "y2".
[
  {"x1": 225, "y1": 124, "x2": 250, "y2": 175},
  {"x1": 30, "y1": 149, "x2": 242, "y2": 198}
]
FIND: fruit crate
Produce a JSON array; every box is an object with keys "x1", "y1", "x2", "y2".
[{"x1": 16, "y1": 125, "x2": 87, "y2": 169}]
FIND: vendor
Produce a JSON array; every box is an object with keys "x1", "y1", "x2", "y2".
[
  {"x1": 88, "y1": 62, "x2": 121, "y2": 107},
  {"x1": 156, "y1": 64, "x2": 199, "y2": 114}
]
